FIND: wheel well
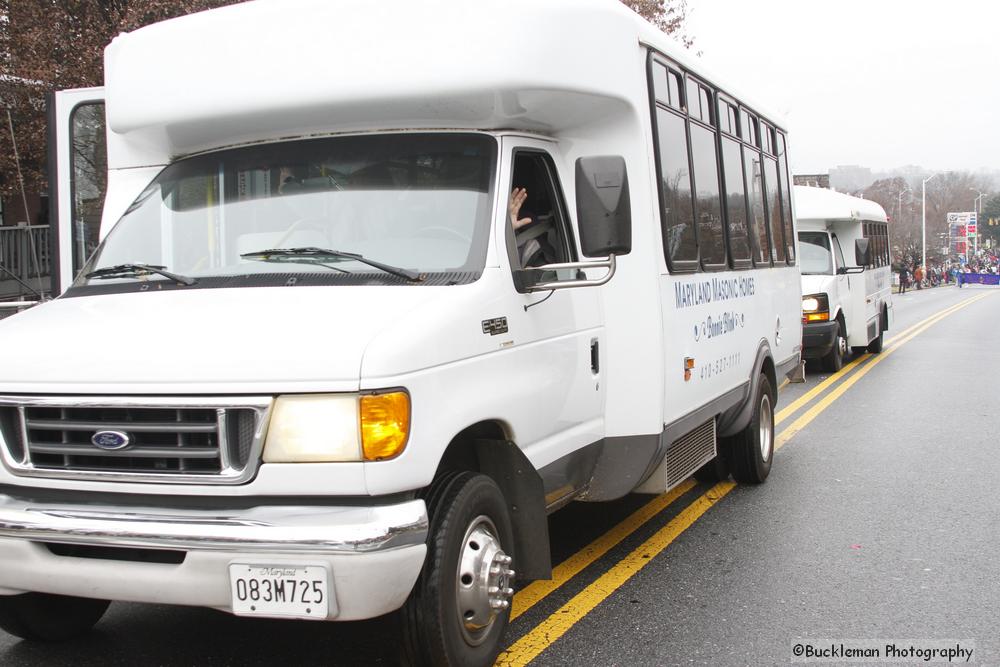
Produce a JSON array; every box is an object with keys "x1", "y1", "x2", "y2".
[
  {"x1": 434, "y1": 421, "x2": 510, "y2": 478},
  {"x1": 430, "y1": 421, "x2": 551, "y2": 580},
  {"x1": 760, "y1": 355, "x2": 777, "y2": 401}
]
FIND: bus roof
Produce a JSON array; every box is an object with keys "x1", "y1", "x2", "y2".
[
  {"x1": 793, "y1": 185, "x2": 888, "y2": 224},
  {"x1": 104, "y1": 0, "x2": 788, "y2": 167}
]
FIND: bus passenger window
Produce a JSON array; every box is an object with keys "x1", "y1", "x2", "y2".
[
  {"x1": 744, "y1": 150, "x2": 770, "y2": 266},
  {"x1": 655, "y1": 108, "x2": 697, "y2": 268},
  {"x1": 652, "y1": 62, "x2": 669, "y2": 105},
  {"x1": 689, "y1": 123, "x2": 725, "y2": 267},
  {"x1": 721, "y1": 137, "x2": 751, "y2": 267},
  {"x1": 667, "y1": 70, "x2": 683, "y2": 110},
  {"x1": 776, "y1": 132, "x2": 796, "y2": 264},
  {"x1": 762, "y1": 157, "x2": 786, "y2": 263}
]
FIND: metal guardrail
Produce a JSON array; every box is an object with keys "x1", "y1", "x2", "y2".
[{"x1": 0, "y1": 225, "x2": 50, "y2": 302}]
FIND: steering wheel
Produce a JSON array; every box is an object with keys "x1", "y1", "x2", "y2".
[{"x1": 416, "y1": 226, "x2": 472, "y2": 244}]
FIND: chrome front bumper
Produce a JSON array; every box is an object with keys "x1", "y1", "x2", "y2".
[{"x1": 0, "y1": 495, "x2": 428, "y2": 620}]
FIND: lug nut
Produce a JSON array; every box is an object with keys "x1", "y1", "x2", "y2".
[
  {"x1": 504, "y1": 587, "x2": 514, "y2": 596},
  {"x1": 488, "y1": 585, "x2": 499, "y2": 595},
  {"x1": 505, "y1": 568, "x2": 516, "y2": 578}
]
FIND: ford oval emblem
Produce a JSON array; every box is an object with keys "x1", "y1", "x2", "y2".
[{"x1": 91, "y1": 430, "x2": 131, "y2": 451}]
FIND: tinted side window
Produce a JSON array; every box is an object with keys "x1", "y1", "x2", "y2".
[
  {"x1": 743, "y1": 149, "x2": 770, "y2": 265},
  {"x1": 721, "y1": 137, "x2": 751, "y2": 267},
  {"x1": 71, "y1": 102, "x2": 107, "y2": 276},
  {"x1": 655, "y1": 108, "x2": 697, "y2": 268},
  {"x1": 762, "y1": 157, "x2": 786, "y2": 263},
  {"x1": 776, "y1": 132, "x2": 796, "y2": 264},
  {"x1": 689, "y1": 123, "x2": 725, "y2": 267},
  {"x1": 832, "y1": 234, "x2": 846, "y2": 270}
]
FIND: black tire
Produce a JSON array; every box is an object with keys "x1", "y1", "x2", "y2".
[
  {"x1": 0, "y1": 593, "x2": 109, "y2": 641},
  {"x1": 822, "y1": 320, "x2": 845, "y2": 372},
  {"x1": 724, "y1": 374, "x2": 774, "y2": 484},
  {"x1": 400, "y1": 472, "x2": 515, "y2": 667}
]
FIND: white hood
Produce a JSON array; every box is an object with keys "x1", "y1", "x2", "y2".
[
  {"x1": 0, "y1": 286, "x2": 443, "y2": 395},
  {"x1": 800, "y1": 273, "x2": 835, "y2": 297}
]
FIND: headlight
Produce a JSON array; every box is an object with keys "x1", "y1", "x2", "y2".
[
  {"x1": 263, "y1": 391, "x2": 410, "y2": 463},
  {"x1": 801, "y1": 293, "x2": 830, "y2": 323}
]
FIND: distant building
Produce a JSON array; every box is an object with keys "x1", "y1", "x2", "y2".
[
  {"x1": 829, "y1": 165, "x2": 873, "y2": 192},
  {"x1": 793, "y1": 174, "x2": 830, "y2": 188}
]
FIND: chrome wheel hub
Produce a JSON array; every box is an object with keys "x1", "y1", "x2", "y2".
[
  {"x1": 759, "y1": 393, "x2": 773, "y2": 462},
  {"x1": 455, "y1": 515, "x2": 514, "y2": 645}
]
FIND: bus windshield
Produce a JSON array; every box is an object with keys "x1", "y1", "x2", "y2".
[
  {"x1": 75, "y1": 133, "x2": 497, "y2": 288},
  {"x1": 798, "y1": 231, "x2": 834, "y2": 275}
]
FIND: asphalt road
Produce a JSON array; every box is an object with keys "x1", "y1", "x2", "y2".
[{"x1": 1, "y1": 284, "x2": 996, "y2": 666}]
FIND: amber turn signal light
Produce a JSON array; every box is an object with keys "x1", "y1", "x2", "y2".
[{"x1": 360, "y1": 391, "x2": 410, "y2": 461}]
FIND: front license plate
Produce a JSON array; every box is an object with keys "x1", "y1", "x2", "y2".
[{"x1": 229, "y1": 563, "x2": 330, "y2": 620}]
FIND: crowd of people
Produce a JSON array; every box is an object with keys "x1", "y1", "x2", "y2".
[{"x1": 896, "y1": 250, "x2": 1000, "y2": 293}]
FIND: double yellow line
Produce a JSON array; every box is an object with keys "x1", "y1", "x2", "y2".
[{"x1": 496, "y1": 292, "x2": 992, "y2": 666}]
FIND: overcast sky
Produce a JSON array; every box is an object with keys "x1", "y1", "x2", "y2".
[{"x1": 685, "y1": 0, "x2": 1000, "y2": 175}]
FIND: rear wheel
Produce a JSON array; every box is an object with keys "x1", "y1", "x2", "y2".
[
  {"x1": 725, "y1": 374, "x2": 774, "y2": 484},
  {"x1": 0, "y1": 593, "x2": 110, "y2": 641},
  {"x1": 400, "y1": 472, "x2": 515, "y2": 667}
]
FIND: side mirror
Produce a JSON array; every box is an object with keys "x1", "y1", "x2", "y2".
[
  {"x1": 575, "y1": 156, "x2": 631, "y2": 258},
  {"x1": 854, "y1": 238, "x2": 871, "y2": 267}
]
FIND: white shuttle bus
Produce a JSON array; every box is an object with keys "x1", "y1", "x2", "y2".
[
  {"x1": 795, "y1": 185, "x2": 892, "y2": 371},
  {"x1": 0, "y1": 1, "x2": 802, "y2": 663}
]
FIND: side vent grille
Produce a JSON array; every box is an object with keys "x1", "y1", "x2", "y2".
[{"x1": 665, "y1": 419, "x2": 716, "y2": 488}]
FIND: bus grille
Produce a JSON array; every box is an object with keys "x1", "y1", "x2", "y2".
[{"x1": 0, "y1": 398, "x2": 270, "y2": 484}]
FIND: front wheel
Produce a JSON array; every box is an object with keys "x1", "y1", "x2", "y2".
[
  {"x1": 724, "y1": 374, "x2": 774, "y2": 484},
  {"x1": 0, "y1": 593, "x2": 110, "y2": 641},
  {"x1": 822, "y1": 320, "x2": 846, "y2": 372},
  {"x1": 400, "y1": 472, "x2": 515, "y2": 667}
]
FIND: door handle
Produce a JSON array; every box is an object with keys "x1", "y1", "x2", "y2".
[{"x1": 590, "y1": 339, "x2": 599, "y2": 375}]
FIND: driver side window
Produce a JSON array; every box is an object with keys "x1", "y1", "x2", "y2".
[
  {"x1": 832, "y1": 234, "x2": 846, "y2": 271},
  {"x1": 508, "y1": 151, "x2": 575, "y2": 269}
]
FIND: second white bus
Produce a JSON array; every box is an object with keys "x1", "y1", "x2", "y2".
[{"x1": 796, "y1": 185, "x2": 892, "y2": 371}]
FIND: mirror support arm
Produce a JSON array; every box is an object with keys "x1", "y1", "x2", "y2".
[{"x1": 523, "y1": 254, "x2": 617, "y2": 292}]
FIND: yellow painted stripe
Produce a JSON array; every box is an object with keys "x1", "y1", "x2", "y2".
[
  {"x1": 775, "y1": 292, "x2": 991, "y2": 451},
  {"x1": 774, "y1": 352, "x2": 870, "y2": 426},
  {"x1": 511, "y1": 479, "x2": 695, "y2": 621},
  {"x1": 776, "y1": 294, "x2": 982, "y2": 426},
  {"x1": 496, "y1": 482, "x2": 736, "y2": 667}
]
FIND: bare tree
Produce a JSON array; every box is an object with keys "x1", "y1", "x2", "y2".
[
  {"x1": 620, "y1": 0, "x2": 693, "y2": 47},
  {"x1": 0, "y1": 0, "x2": 242, "y2": 199},
  {"x1": 0, "y1": 0, "x2": 693, "y2": 201}
]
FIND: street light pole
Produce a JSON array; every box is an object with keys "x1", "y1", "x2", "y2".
[
  {"x1": 922, "y1": 173, "x2": 939, "y2": 271},
  {"x1": 971, "y1": 188, "x2": 985, "y2": 256}
]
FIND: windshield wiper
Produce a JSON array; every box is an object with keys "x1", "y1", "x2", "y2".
[
  {"x1": 85, "y1": 263, "x2": 197, "y2": 286},
  {"x1": 240, "y1": 247, "x2": 423, "y2": 282}
]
